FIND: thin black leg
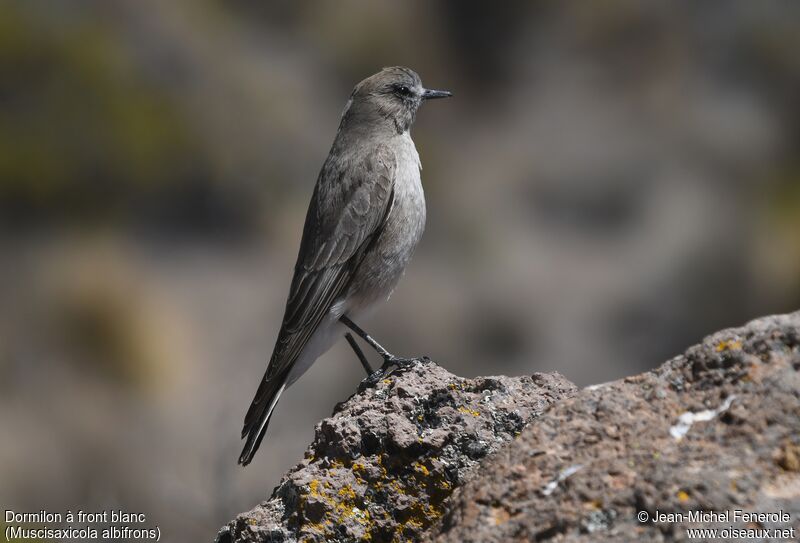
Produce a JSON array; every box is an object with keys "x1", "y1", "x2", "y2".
[
  {"x1": 340, "y1": 315, "x2": 393, "y2": 359},
  {"x1": 340, "y1": 315, "x2": 421, "y2": 376},
  {"x1": 345, "y1": 332, "x2": 374, "y2": 376}
]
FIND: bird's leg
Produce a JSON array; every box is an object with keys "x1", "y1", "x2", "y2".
[
  {"x1": 345, "y1": 332, "x2": 374, "y2": 376},
  {"x1": 340, "y1": 315, "x2": 394, "y2": 360},
  {"x1": 340, "y1": 315, "x2": 419, "y2": 379}
]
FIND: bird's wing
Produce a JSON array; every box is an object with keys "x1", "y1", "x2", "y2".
[
  {"x1": 271, "y1": 143, "x2": 396, "y2": 374},
  {"x1": 239, "y1": 144, "x2": 396, "y2": 459}
]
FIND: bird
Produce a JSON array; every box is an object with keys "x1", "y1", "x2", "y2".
[{"x1": 238, "y1": 67, "x2": 451, "y2": 466}]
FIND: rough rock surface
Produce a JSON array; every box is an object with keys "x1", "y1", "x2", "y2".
[
  {"x1": 217, "y1": 362, "x2": 576, "y2": 543},
  {"x1": 219, "y1": 312, "x2": 800, "y2": 543},
  {"x1": 431, "y1": 312, "x2": 800, "y2": 542}
]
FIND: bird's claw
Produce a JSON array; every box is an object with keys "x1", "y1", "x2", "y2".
[
  {"x1": 364, "y1": 367, "x2": 387, "y2": 385},
  {"x1": 383, "y1": 355, "x2": 417, "y2": 367},
  {"x1": 361, "y1": 355, "x2": 430, "y2": 385}
]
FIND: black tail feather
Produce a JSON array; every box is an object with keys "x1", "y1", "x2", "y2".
[{"x1": 238, "y1": 370, "x2": 288, "y2": 466}]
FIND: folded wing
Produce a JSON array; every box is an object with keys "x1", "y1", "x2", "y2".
[{"x1": 238, "y1": 144, "x2": 396, "y2": 465}]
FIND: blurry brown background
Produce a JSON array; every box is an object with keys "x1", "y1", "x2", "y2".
[{"x1": 1, "y1": 1, "x2": 799, "y2": 541}]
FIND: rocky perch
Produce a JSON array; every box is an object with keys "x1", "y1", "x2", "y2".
[{"x1": 218, "y1": 312, "x2": 800, "y2": 542}]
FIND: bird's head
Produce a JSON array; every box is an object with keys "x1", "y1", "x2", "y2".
[{"x1": 343, "y1": 66, "x2": 451, "y2": 134}]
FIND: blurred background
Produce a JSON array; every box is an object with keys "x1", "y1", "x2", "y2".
[{"x1": 1, "y1": 0, "x2": 799, "y2": 541}]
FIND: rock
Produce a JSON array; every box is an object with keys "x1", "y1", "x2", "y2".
[
  {"x1": 219, "y1": 312, "x2": 800, "y2": 542},
  {"x1": 217, "y1": 361, "x2": 577, "y2": 543},
  {"x1": 430, "y1": 312, "x2": 800, "y2": 542}
]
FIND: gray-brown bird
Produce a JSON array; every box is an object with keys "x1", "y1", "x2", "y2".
[{"x1": 239, "y1": 67, "x2": 451, "y2": 465}]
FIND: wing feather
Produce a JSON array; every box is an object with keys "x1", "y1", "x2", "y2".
[{"x1": 242, "y1": 144, "x2": 396, "y2": 431}]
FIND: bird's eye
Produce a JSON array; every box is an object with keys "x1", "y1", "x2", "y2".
[{"x1": 396, "y1": 85, "x2": 412, "y2": 97}]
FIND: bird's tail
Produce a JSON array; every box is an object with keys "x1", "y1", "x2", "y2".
[{"x1": 238, "y1": 369, "x2": 288, "y2": 466}]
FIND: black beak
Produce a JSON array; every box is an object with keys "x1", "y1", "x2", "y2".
[{"x1": 422, "y1": 88, "x2": 453, "y2": 100}]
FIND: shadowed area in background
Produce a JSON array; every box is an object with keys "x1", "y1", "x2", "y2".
[{"x1": 1, "y1": 1, "x2": 799, "y2": 541}]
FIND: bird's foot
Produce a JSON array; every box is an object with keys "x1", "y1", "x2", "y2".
[
  {"x1": 383, "y1": 355, "x2": 418, "y2": 368},
  {"x1": 363, "y1": 355, "x2": 430, "y2": 384}
]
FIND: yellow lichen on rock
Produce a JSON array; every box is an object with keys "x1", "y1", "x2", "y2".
[
  {"x1": 715, "y1": 339, "x2": 742, "y2": 352},
  {"x1": 338, "y1": 484, "x2": 357, "y2": 500},
  {"x1": 413, "y1": 461, "x2": 430, "y2": 477}
]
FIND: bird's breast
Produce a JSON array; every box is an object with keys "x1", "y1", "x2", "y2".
[
  {"x1": 381, "y1": 138, "x2": 426, "y2": 262},
  {"x1": 345, "y1": 136, "x2": 426, "y2": 310}
]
